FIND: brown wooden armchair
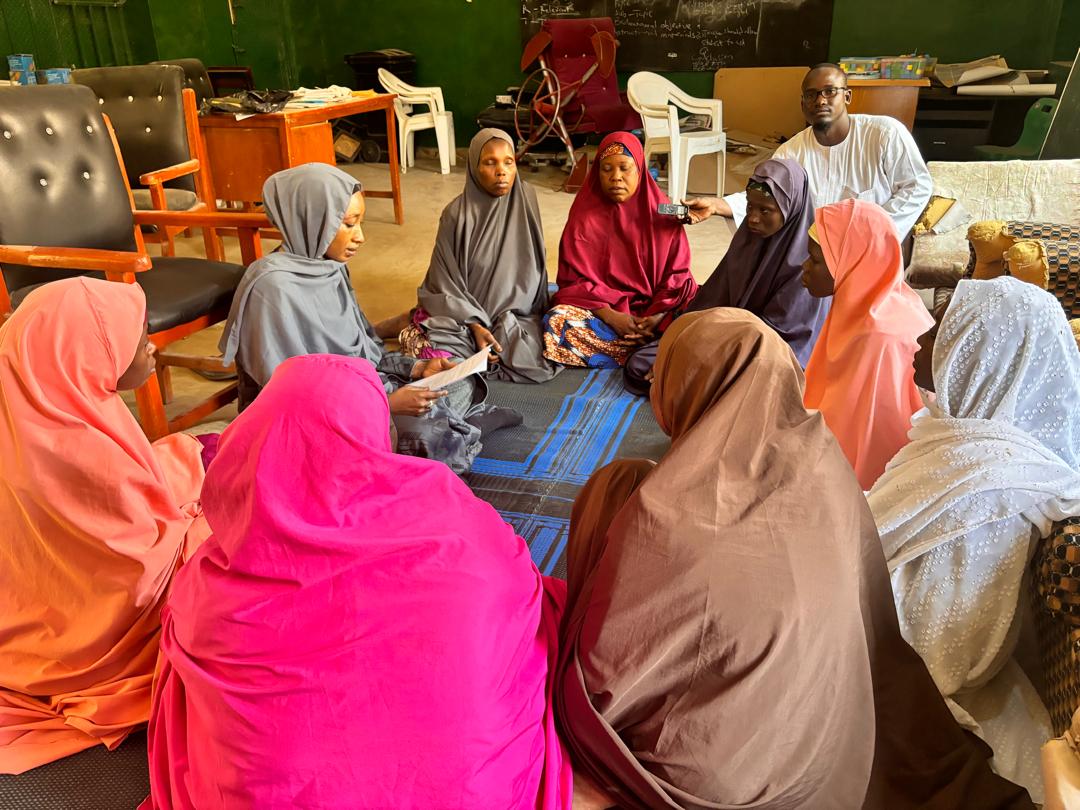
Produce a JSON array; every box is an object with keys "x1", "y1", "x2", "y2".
[
  {"x1": 0, "y1": 84, "x2": 272, "y2": 439},
  {"x1": 72, "y1": 65, "x2": 221, "y2": 260}
]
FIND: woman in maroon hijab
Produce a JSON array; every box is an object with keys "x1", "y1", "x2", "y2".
[{"x1": 542, "y1": 132, "x2": 697, "y2": 369}]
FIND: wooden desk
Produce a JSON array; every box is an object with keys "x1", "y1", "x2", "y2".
[
  {"x1": 847, "y1": 79, "x2": 931, "y2": 131},
  {"x1": 199, "y1": 93, "x2": 404, "y2": 224}
]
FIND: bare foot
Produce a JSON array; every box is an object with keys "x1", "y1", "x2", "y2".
[
  {"x1": 572, "y1": 769, "x2": 618, "y2": 809},
  {"x1": 373, "y1": 309, "x2": 413, "y2": 339}
]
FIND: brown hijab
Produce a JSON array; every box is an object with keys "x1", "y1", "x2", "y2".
[{"x1": 556, "y1": 308, "x2": 1033, "y2": 810}]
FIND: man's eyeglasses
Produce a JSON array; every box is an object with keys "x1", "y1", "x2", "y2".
[{"x1": 802, "y1": 86, "x2": 848, "y2": 102}]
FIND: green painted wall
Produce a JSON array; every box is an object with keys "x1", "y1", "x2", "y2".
[
  {"x1": 1056, "y1": 0, "x2": 1080, "y2": 61},
  {"x1": 147, "y1": 0, "x2": 334, "y2": 90},
  {"x1": 320, "y1": 0, "x2": 524, "y2": 140},
  {"x1": 147, "y1": 0, "x2": 234, "y2": 69},
  {"x1": 1, "y1": 0, "x2": 156, "y2": 75},
  {"x1": 828, "y1": 0, "x2": 1064, "y2": 68}
]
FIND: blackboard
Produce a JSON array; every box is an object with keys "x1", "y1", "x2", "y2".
[
  {"x1": 1041, "y1": 48, "x2": 1079, "y2": 160},
  {"x1": 520, "y1": 0, "x2": 834, "y2": 72}
]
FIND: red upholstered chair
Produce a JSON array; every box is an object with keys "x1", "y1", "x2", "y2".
[{"x1": 517, "y1": 17, "x2": 639, "y2": 188}]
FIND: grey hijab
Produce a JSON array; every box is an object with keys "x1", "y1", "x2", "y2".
[
  {"x1": 219, "y1": 163, "x2": 384, "y2": 386},
  {"x1": 417, "y1": 128, "x2": 559, "y2": 383}
]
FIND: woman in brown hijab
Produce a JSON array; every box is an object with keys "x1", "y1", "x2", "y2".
[{"x1": 557, "y1": 308, "x2": 1033, "y2": 810}]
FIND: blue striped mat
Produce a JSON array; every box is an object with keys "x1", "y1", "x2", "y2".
[{"x1": 467, "y1": 368, "x2": 669, "y2": 578}]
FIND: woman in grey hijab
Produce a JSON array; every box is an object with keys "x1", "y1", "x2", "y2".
[
  {"x1": 411, "y1": 128, "x2": 560, "y2": 383},
  {"x1": 220, "y1": 163, "x2": 500, "y2": 474}
]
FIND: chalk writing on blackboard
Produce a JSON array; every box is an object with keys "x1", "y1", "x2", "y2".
[{"x1": 520, "y1": 0, "x2": 833, "y2": 71}]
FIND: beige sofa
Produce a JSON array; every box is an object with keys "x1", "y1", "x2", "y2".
[{"x1": 907, "y1": 159, "x2": 1080, "y2": 289}]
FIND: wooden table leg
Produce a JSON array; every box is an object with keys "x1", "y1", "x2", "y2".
[{"x1": 384, "y1": 104, "x2": 404, "y2": 225}]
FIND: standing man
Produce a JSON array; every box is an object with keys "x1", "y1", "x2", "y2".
[{"x1": 691, "y1": 63, "x2": 932, "y2": 239}]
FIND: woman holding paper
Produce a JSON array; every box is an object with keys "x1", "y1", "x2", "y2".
[{"x1": 220, "y1": 164, "x2": 517, "y2": 473}]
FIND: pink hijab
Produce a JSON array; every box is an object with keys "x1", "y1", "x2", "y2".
[
  {"x1": 803, "y1": 199, "x2": 933, "y2": 490},
  {"x1": 0, "y1": 278, "x2": 206, "y2": 774},
  {"x1": 553, "y1": 132, "x2": 696, "y2": 318},
  {"x1": 142, "y1": 354, "x2": 571, "y2": 809}
]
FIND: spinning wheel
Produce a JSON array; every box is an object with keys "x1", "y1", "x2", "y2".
[
  {"x1": 516, "y1": 17, "x2": 635, "y2": 192},
  {"x1": 514, "y1": 67, "x2": 564, "y2": 149}
]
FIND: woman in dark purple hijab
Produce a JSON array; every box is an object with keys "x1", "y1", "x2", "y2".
[{"x1": 624, "y1": 158, "x2": 828, "y2": 394}]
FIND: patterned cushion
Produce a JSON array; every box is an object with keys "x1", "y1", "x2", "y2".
[
  {"x1": 966, "y1": 221, "x2": 1080, "y2": 276},
  {"x1": 1044, "y1": 240, "x2": 1080, "y2": 319},
  {"x1": 1032, "y1": 516, "x2": 1080, "y2": 735},
  {"x1": 964, "y1": 223, "x2": 1080, "y2": 319}
]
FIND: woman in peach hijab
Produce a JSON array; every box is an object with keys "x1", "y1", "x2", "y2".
[
  {"x1": 801, "y1": 198, "x2": 932, "y2": 489},
  {"x1": 0, "y1": 278, "x2": 208, "y2": 774}
]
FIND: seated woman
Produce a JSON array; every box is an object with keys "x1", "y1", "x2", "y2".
[
  {"x1": 801, "y1": 198, "x2": 932, "y2": 490},
  {"x1": 624, "y1": 157, "x2": 828, "y2": 394},
  {"x1": 542, "y1": 132, "x2": 697, "y2": 369},
  {"x1": 868, "y1": 277, "x2": 1080, "y2": 802},
  {"x1": 398, "y1": 128, "x2": 561, "y2": 383},
  {"x1": 141, "y1": 354, "x2": 571, "y2": 809},
  {"x1": 219, "y1": 163, "x2": 509, "y2": 474},
  {"x1": 558, "y1": 308, "x2": 1033, "y2": 810},
  {"x1": 0, "y1": 278, "x2": 208, "y2": 774}
]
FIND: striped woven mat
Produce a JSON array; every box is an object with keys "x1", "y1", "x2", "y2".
[{"x1": 468, "y1": 368, "x2": 669, "y2": 579}]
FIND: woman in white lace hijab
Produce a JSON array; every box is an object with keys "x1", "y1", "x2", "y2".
[{"x1": 868, "y1": 276, "x2": 1080, "y2": 801}]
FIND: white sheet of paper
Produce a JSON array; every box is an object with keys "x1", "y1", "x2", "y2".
[{"x1": 407, "y1": 348, "x2": 489, "y2": 391}]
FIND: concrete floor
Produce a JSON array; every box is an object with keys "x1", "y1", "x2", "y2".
[{"x1": 143, "y1": 151, "x2": 736, "y2": 430}]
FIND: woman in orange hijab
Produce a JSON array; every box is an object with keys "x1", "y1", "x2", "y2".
[
  {"x1": 0, "y1": 278, "x2": 208, "y2": 774},
  {"x1": 801, "y1": 198, "x2": 932, "y2": 489}
]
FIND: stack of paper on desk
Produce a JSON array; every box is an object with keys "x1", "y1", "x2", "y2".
[{"x1": 936, "y1": 56, "x2": 1057, "y2": 96}]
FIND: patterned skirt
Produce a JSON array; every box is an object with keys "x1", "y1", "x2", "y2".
[
  {"x1": 542, "y1": 305, "x2": 639, "y2": 369},
  {"x1": 397, "y1": 308, "x2": 454, "y2": 360}
]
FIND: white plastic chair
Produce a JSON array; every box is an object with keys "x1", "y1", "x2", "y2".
[
  {"x1": 377, "y1": 68, "x2": 456, "y2": 175},
  {"x1": 627, "y1": 72, "x2": 726, "y2": 204}
]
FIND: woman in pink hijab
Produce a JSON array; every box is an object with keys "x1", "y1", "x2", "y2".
[
  {"x1": 801, "y1": 198, "x2": 933, "y2": 489},
  {"x1": 141, "y1": 354, "x2": 572, "y2": 809},
  {"x1": 543, "y1": 132, "x2": 697, "y2": 369}
]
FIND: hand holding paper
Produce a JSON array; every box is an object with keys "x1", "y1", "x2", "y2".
[{"x1": 408, "y1": 348, "x2": 489, "y2": 391}]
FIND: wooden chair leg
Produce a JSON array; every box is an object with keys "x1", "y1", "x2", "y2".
[
  {"x1": 157, "y1": 365, "x2": 174, "y2": 404},
  {"x1": 135, "y1": 371, "x2": 169, "y2": 440},
  {"x1": 162, "y1": 226, "x2": 177, "y2": 257},
  {"x1": 202, "y1": 226, "x2": 223, "y2": 262}
]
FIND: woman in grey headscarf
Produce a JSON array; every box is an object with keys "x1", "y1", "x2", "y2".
[
  {"x1": 220, "y1": 163, "x2": 499, "y2": 473},
  {"x1": 409, "y1": 128, "x2": 560, "y2": 383}
]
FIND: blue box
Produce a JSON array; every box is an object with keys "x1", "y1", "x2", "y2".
[
  {"x1": 35, "y1": 68, "x2": 71, "y2": 85},
  {"x1": 6, "y1": 54, "x2": 37, "y2": 85}
]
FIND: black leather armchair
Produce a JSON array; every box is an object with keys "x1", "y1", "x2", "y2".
[
  {"x1": 72, "y1": 64, "x2": 219, "y2": 258},
  {"x1": 151, "y1": 58, "x2": 214, "y2": 106},
  {"x1": 0, "y1": 84, "x2": 272, "y2": 439}
]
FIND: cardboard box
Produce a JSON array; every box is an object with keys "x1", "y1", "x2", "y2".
[
  {"x1": 7, "y1": 54, "x2": 37, "y2": 85},
  {"x1": 35, "y1": 68, "x2": 71, "y2": 85},
  {"x1": 712, "y1": 67, "x2": 807, "y2": 142}
]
